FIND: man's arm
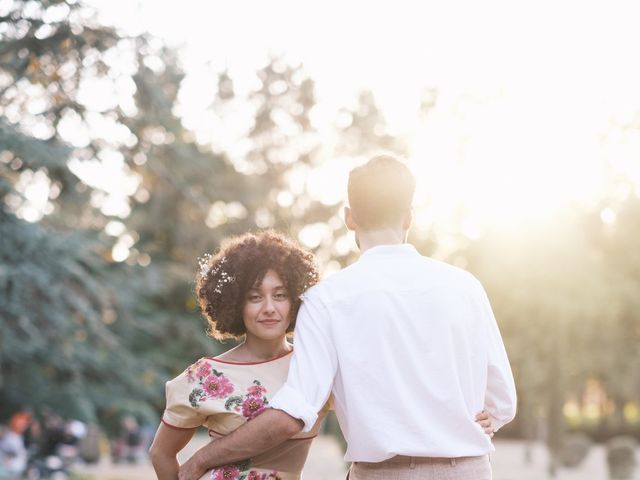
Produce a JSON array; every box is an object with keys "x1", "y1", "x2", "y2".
[
  {"x1": 178, "y1": 409, "x2": 302, "y2": 480},
  {"x1": 269, "y1": 293, "x2": 338, "y2": 431},
  {"x1": 479, "y1": 286, "x2": 517, "y2": 431}
]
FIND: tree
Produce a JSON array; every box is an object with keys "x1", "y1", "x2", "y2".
[{"x1": 0, "y1": 0, "x2": 161, "y2": 425}]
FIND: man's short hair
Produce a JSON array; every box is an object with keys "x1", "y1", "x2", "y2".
[{"x1": 347, "y1": 155, "x2": 416, "y2": 230}]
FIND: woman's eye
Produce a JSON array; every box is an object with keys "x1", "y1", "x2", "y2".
[
  {"x1": 248, "y1": 295, "x2": 261, "y2": 302},
  {"x1": 274, "y1": 293, "x2": 288, "y2": 300}
]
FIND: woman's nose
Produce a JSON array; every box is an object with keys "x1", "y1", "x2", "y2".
[{"x1": 263, "y1": 296, "x2": 276, "y2": 312}]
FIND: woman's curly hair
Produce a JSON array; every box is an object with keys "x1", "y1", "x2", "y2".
[{"x1": 196, "y1": 230, "x2": 320, "y2": 340}]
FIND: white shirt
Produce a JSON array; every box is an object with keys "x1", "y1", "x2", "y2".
[
  {"x1": 0, "y1": 430, "x2": 26, "y2": 474},
  {"x1": 269, "y1": 244, "x2": 516, "y2": 462}
]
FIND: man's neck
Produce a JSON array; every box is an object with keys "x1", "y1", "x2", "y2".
[{"x1": 356, "y1": 227, "x2": 408, "y2": 253}]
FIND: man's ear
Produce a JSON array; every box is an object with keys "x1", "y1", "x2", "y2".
[
  {"x1": 402, "y1": 208, "x2": 413, "y2": 230},
  {"x1": 344, "y1": 206, "x2": 357, "y2": 231}
]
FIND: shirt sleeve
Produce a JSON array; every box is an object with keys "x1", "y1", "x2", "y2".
[
  {"x1": 479, "y1": 286, "x2": 517, "y2": 432},
  {"x1": 269, "y1": 291, "x2": 338, "y2": 432},
  {"x1": 162, "y1": 363, "x2": 208, "y2": 430}
]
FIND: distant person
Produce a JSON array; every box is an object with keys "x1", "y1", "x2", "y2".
[
  {"x1": 112, "y1": 415, "x2": 141, "y2": 464},
  {"x1": 179, "y1": 156, "x2": 515, "y2": 480},
  {"x1": 117, "y1": 416, "x2": 143, "y2": 464},
  {"x1": 22, "y1": 417, "x2": 41, "y2": 453},
  {"x1": 39, "y1": 411, "x2": 66, "y2": 458},
  {"x1": 8, "y1": 408, "x2": 31, "y2": 437},
  {"x1": 0, "y1": 424, "x2": 27, "y2": 477}
]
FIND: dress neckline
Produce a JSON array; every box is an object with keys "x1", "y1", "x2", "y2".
[{"x1": 206, "y1": 349, "x2": 293, "y2": 365}]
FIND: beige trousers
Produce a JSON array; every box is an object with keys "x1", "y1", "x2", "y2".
[{"x1": 347, "y1": 455, "x2": 491, "y2": 480}]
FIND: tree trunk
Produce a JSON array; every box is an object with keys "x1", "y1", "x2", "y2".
[{"x1": 546, "y1": 329, "x2": 564, "y2": 478}]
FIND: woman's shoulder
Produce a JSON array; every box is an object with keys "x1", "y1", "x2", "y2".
[
  {"x1": 166, "y1": 357, "x2": 231, "y2": 390},
  {"x1": 167, "y1": 349, "x2": 293, "y2": 399},
  {"x1": 165, "y1": 357, "x2": 236, "y2": 410}
]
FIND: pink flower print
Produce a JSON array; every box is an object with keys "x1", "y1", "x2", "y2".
[
  {"x1": 247, "y1": 472, "x2": 281, "y2": 480},
  {"x1": 211, "y1": 464, "x2": 240, "y2": 480},
  {"x1": 246, "y1": 383, "x2": 267, "y2": 398},
  {"x1": 196, "y1": 362, "x2": 212, "y2": 379},
  {"x1": 186, "y1": 358, "x2": 210, "y2": 382},
  {"x1": 185, "y1": 362, "x2": 197, "y2": 382},
  {"x1": 203, "y1": 373, "x2": 234, "y2": 399},
  {"x1": 242, "y1": 396, "x2": 267, "y2": 419}
]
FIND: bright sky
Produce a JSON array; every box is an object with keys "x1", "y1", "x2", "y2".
[{"x1": 22, "y1": 1, "x2": 640, "y2": 243}]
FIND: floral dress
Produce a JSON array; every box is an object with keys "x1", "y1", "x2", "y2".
[{"x1": 162, "y1": 350, "x2": 329, "y2": 480}]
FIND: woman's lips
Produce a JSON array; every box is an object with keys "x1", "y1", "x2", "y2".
[{"x1": 258, "y1": 319, "x2": 280, "y2": 325}]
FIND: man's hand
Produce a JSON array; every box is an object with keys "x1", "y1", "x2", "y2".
[
  {"x1": 178, "y1": 451, "x2": 207, "y2": 480},
  {"x1": 475, "y1": 410, "x2": 494, "y2": 438}
]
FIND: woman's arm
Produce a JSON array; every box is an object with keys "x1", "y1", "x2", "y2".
[
  {"x1": 475, "y1": 410, "x2": 494, "y2": 437},
  {"x1": 149, "y1": 422, "x2": 197, "y2": 480}
]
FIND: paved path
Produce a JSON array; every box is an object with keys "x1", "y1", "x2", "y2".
[{"x1": 74, "y1": 435, "x2": 637, "y2": 479}]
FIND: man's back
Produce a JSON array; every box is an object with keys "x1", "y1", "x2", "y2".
[{"x1": 274, "y1": 243, "x2": 516, "y2": 462}]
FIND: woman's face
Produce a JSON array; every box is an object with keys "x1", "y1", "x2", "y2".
[{"x1": 242, "y1": 269, "x2": 292, "y2": 343}]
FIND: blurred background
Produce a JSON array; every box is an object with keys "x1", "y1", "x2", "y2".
[{"x1": 1, "y1": 1, "x2": 639, "y2": 479}]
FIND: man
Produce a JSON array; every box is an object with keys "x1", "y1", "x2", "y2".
[{"x1": 180, "y1": 155, "x2": 516, "y2": 480}]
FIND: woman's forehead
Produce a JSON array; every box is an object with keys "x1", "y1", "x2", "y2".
[{"x1": 250, "y1": 269, "x2": 286, "y2": 288}]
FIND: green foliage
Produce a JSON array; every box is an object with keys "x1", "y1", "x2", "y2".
[
  {"x1": 0, "y1": 119, "x2": 70, "y2": 171},
  {"x1": 0, "y1": 0, "x2": 167, "y2": 428},
  {"x1": 337, "y1": 90, "x2": 407, "y2": 158},
  {"x1": 1, "y1": 0, "x2": 398, "y2": 430},
  {"x1": 0, "y1": 213, "x2": 158, "y2": 423}
]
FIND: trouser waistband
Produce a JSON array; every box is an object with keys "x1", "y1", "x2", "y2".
[
  {"x1": 349, "y1": 455, "x2": 491, "y2": 479},
  {"x1": 358, "y1": 455, "x2": 486, "y2": 467}
]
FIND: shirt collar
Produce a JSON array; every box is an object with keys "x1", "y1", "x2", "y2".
[{"x1": 359, "y1": 243, "x2": 419, "y2": 259}]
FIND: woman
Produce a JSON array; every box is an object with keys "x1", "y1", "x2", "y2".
[
  {"x1": 149, "y1": 230, "x2": 494, "y2": 479},
  {"x1": 149, "y1": 230, "x2": 326, "y2": 480}
]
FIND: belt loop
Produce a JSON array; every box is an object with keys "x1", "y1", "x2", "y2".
[
  {"x1": 450, "y1": 458, "x2": 457, "y2": 466},
  {"x1": 410, "y1": 456, "x2": 416, "y2": 469}
]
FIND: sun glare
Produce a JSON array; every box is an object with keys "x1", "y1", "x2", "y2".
[
  {"x1": 407, "y1": 85, "x2": 613, "y2": 233},
  {"x1": 74, "y1": 0, "x2": 640, "y2": 236}
]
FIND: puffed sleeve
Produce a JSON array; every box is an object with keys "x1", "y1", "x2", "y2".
[{"x1": 162, "y1": 360, "x2": 208, "y2": 430}]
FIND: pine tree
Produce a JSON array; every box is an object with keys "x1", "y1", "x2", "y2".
[{"x1": 0, "y1": 0, "x2": 160, "y2": 425}]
